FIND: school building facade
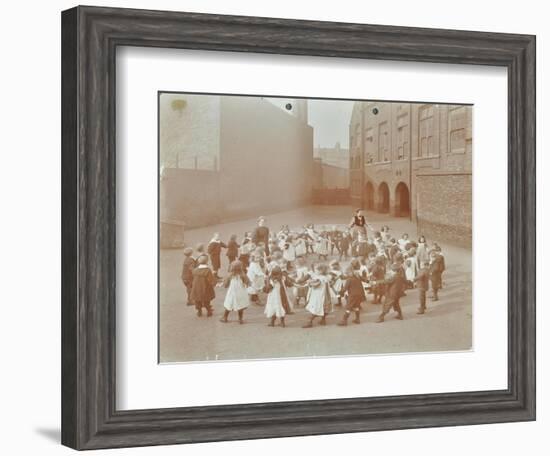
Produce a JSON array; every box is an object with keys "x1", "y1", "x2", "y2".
[
  {"x1": 159, "y1": 93, "x2": 314, "y2": 240},
  {"x1": 349, "y1": 101, "x2": 472, "y2": 247}
]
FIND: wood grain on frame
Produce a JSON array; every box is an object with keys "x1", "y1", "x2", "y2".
[{"x1": 61, "y1": 5, "x2": 536, "y2": 450}]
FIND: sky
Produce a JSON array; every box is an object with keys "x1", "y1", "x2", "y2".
[{"x1": 266, "y1": 98, "x2": 355, "y2": 149}]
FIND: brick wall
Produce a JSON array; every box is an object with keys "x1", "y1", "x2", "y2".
[
  {"x1": 319, "y1": 163, "x2": 349, "y2": 189},
  {"x1": 416, "y1": 173, "x2": 472, "y2": 247},
  {"x1": 159, "y1": 93, "x2": 220, "y2": 170}
]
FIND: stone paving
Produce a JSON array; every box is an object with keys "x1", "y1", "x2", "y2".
[{"x1": 159, "y1": 205, "x2": 472, "y2": 363}]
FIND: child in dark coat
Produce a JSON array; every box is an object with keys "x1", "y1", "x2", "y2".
[
  {"x1": 414, "y1": 261, "x2": 430, "y2": 314},
  {"x1": 339, "y1": 231, "x2": 351, "y2": 260},
  {"x1": 226, "y1": 234, "x2": 240, "y2": 270},
  {"x1": 370, "y1": 255, "x2": 386, "y2": 304},
  {"x1": 181, "y1": 247, "x2": 196, "y2": 306},
  {"x1": 337, "y1": 259, "x2": 367, "y2": 326},
  {"x1": 429, "y1": 250, "x2": 445, "y2": 301},
  {"x1": 376, "y1": 263, "x2": 406, "y2": 323},
  {"x1": 190, "y1": 254, "x2": 217, "y2": 317},
  {"x1": 207, "y1": 232, "x2": 227, "y2": 279}
]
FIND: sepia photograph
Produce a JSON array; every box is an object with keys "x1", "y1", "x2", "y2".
[{"x1": 158, "y1": 92, "x2": 472, "y2": 363}]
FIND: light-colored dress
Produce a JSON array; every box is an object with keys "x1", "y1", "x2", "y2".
[
  {"x1": 283, "y1": 243, "x2": 296, "y2": 262},
  {"x1": 316, "y1": 238, "x2": 329, "y2": 256},
  {"x1": 247, "y1": 261, "x2": 265, "y2": 295},
  {"x1": 295, "y1": 238, "x2": 307, "y2": 257},
  {"x1": 375, "y1": 239, "x2": 386, "y2": 256},
  {"x1": 329, "y1": 269, "x2": 344, "y2": 301},
  {"x1": 404, "y1": 257, "x2": 417, "y2": 282},
  {"x1": 264, "y1": 280, "x2": 287, "y2": 318},
  {"x1": 223, "y1": 276, "x2": 250, "y2": 311},
  {"x1": 306, "y1": 274, "x2": 332, "y2": 316},
  {"x1": 416, "y1": 243, "x2": 429, "y2": 268}
]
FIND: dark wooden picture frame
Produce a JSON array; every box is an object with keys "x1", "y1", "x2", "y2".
[{"x1": 61, "y1": 5, "x2": 536, "y2": 450}]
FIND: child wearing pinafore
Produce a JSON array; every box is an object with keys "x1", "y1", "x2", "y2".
[
  {"x1": 247, "y1": 254, "x2": 266, "y2": 305},
  {"x1": 292, "y1": 256, "x2": 310, "y2": 308},
  {"x1": 329, "y1": 259, "x2": 345, "y2": 307},
  {"x1": 220, "y1": 260, "x2": 250, "y2": 324},
  {"x1": 302, "y1": 264, "x2": 332, "y2": 328},
  {"x1": 264, "y1": 266, "x2": 291, "y2": 327}
]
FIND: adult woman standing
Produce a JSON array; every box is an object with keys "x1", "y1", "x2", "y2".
[
  {"x1": 252, "y1": 216, "x2": 270, "y2": 255},
  {"x1": 349, "y1": 209, "x2": 369, "y2": 240}
]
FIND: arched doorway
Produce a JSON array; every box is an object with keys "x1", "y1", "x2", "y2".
[
  {"x1": 395, "y1": 182, "x2": 410, "y2": 217},
  {"x1": 378, "y1": 182, "x2": 390, "y2": 213},
  {"x1": 364, "y1": 181, "x2": 375, "y2": 211}
]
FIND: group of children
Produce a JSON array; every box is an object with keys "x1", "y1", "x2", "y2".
[{"x1": 181, "y1": 223, "x2": 446, "y2": 327}]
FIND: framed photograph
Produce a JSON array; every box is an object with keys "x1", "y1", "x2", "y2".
[{"x1": 61, "y1": 5, "x2": 536, "y2": 450}]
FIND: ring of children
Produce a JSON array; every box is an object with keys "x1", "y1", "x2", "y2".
[{"x1": 159, "y1": 206, "x2": 472, "y2": 363}]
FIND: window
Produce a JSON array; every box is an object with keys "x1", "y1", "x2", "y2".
[
  {"x1": 419, "y1": 106, "x2": 435, "y2": 157},
  {"x1": 364, "y1": 127, "x2": 374, "y2": 164},
  {"x1": 378, "y1": 122, "x2": 389, "y2": 162},
  {"x1": 449, "y1": 106, "x2": 467, "y2": 154},
  {"x1": 396, "y1": 115, "x2": 409, "y2": 160}
]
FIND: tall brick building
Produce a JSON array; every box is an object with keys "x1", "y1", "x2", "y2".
[{"x1": 349, "y1": 101, "x2": 472, "y2": 247}]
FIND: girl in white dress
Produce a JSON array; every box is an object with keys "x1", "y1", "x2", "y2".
[
  {"x1": 295, "y1": 235, "x2": 307, "y2": 257},
  {"x1": 247, "y1": 254, "x2": 266, "y2": 305},
  {"x1": 264, "y1": 266, "x2": 291, "y2": 327},
  {"x1": 404, "y1": 249, "x2": 418, "y2": 288},
  {"x1": 303, "y1": 264, "x2": 332, "y2": 328},
  {"x1": 292, "y1": 256, "x2": 310, "y2": 308},
  {"x1": 416, "y1": 235, "x2": 429, "y2": 270},
  {"x1": 220, "y1": 261, "x2": 251, "y2": 324},
  {"x1": 398, "y1": 233, "x2": 410, "y2": 251},
  {"x1": 315, "y1": 233, "x2": 330, "y2": 261},
  {"x1": 282, "y1": 235, "x2": 297, "y2": 268}
]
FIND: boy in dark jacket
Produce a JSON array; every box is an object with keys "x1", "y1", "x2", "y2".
[
  {"x1": 376, "y1": 263, "x2": 406, "y2": 323},
  {"x1": 339, "y1": 230, "x2": 352, "y2": 260},
  {"x1": 226, "y1": 234, "x2": 240, "y2": 270},
  {"x1": 338, "y1": 259, "x2": 367, "y2": 326},
  {"x1": 181, "y1": 247, "x2": 196, "y2": 306},
  {"x1": 414, "y1": 261, "x2": 430, "y2": 314},
  {"x1": 207, "y1": 232, "x2": 227, "y2": 279},
  {"x1": 190, "y1": 254, "x2": 217, "y2": 317},
  {"x1": 371, "y1": 255, "x2": 386, "y2": 304},
  {"x1": 429, "y1": 250, "x2": 445, "y2": 301}
]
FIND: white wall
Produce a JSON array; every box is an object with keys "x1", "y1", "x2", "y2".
[{"x1": 0, "y1": 1, "x2": 546, "y2": 455}]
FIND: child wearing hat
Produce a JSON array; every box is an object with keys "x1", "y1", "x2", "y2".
[
  {"x1": 220, "y1": 260, "x2": 250, "y2": 324},
  {"x1": 190, "y1": 254, "x2": 217, "y2": 317},
  {"x1": 181, "y1": 247, "x2": 196, "y2": 306}
]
